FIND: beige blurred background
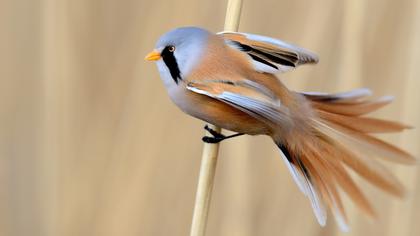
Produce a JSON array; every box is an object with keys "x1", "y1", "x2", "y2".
[{"x1": 1, "y1": 0, "x2": 420, "y2": 235}]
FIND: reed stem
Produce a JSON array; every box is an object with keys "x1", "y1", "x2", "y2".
[{"x1": 189, "y1": 1, "x2": 243, "y2": 236}]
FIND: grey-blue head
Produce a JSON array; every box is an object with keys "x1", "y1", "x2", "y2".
[{"x1": 146, "y1": 27, "x2": 210, "y2": 84}]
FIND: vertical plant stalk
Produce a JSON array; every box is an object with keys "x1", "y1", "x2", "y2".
[{"x1": 189, "y1": 1, "x2": 243, "y2": 236}]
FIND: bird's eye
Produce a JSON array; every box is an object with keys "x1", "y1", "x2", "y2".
[{"x1": 168, "y1": 46, "x2": 175, "y2": 52}]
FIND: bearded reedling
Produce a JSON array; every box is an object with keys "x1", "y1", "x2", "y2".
[{"x1": 145, "y1": 27, "x2": 416, "y2": 231}]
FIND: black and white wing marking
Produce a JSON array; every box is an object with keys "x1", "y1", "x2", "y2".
[
  {"x1": 186, "y1": 79, "x2": 291, "y2": 125},
  {"x1": 218, "y1": 31, "x2": 319, "y2": 74}
]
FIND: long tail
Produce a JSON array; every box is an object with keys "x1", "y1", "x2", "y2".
[{"x1": 276, "y1": 88, "x2": 416, "y2": 231}]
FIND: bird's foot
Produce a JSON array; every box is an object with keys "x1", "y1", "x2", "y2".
[{"x1": 202, "y1": 125, "x2": 244, "y2": 143}]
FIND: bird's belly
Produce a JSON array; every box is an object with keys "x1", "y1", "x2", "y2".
[{"x1": 166, "y1": 84, "x2": 269, "y2": 135}]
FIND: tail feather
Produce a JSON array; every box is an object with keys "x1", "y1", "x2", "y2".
[
  {"x1": 316, "y1": 120, "x2": 416, "y2": 164},
  {"x1": 303, "y1": 140, "x2": 376, "y2": 217},
  {"x1": 321, "y1": 136, "x2": 405, "y2": 197},
  {"x1": 317, "y1": 109, "x2": 411, "y2": 133},
  {"x1": 278, "y1": 139, "x2": 374, "y2": 231},
  {"x1": 306, "y1": 161, "x2": 349, "y2": 231},
  {"x1": 277, "y1": 144, "x2": 327, "y2": 226},
  {"x1": 274, "y1": 89, "x2": 416, "y2": 231},
  {"x1": 311, "y1": 96, "x2": 393, "y2": 116}
]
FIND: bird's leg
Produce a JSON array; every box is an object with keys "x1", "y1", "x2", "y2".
[{"x1": 202, "y1": 125, "x2": 244, "y2": 143}]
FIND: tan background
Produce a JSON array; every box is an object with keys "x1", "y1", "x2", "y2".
[{"x1": 1, "y1": 0, "x2": 420, "y2": 235}]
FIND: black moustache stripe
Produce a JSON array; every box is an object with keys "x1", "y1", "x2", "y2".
[{"x1": 161, "y1": 46, "x2": 182, "y2": 84}]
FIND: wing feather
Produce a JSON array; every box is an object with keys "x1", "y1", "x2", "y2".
[
  {"x1": 301, "y1": 88, "x2": 373, "y2": 103},
  {"x1": 218, "y1": 31, "x2": 319, "y2": 74},
  {"x1": 186, "y1": 79, "x2": 290, "y2": 125}
]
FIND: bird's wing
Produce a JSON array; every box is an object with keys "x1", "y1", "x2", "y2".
[
  {"x1": 218, "y1": 31, "x2": 319, "y2": 74},
  {"x1": 186, "y1": 79, "x2": 290, "y2": 125},
  {"x1": 300, "y1": 88, "x2": 373, "y2": 103}
]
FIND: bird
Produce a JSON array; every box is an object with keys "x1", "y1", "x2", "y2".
[{"x1": 145, "y1": 26, "x2": 416, "y2": 231}]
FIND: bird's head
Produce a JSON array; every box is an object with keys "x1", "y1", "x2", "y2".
[{"x1": 145, "y1": 27, "x2": 210, "y2": 84}]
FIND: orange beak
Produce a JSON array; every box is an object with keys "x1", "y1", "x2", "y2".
[{"x1": 145, "y1": 50, "x2": 161, "y2": 61}]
